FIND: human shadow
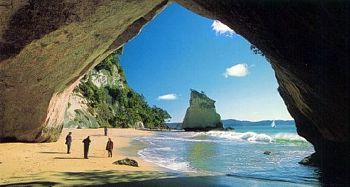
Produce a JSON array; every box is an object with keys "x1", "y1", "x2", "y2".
[
  {"x1": 88, "y1": 156, "x2": 105, "y2": 158},
  {"x1": 53, "y1": 157, "x2": 84, "y2": 160},
  {"x1": 39, "y1": 151, "x2": 67, "y2": 154},
  {"x1": 90, "y1": 134, "x2": 106, "y2": 137}
]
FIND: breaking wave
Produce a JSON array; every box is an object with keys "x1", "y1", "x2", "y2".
[
  {"x1": 138, "y1": 148, "x2": 195, "y2": 173},
  {"x1": 193, "y1": 131, "x2": 308, "y2": 144}
]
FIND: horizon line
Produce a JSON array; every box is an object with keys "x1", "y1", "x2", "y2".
[{"x1": 168, "y1": 118, "x2": 295, "y2": 123}]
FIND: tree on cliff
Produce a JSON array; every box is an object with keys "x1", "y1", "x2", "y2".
[{"x1": 72, "y1": 49, "x2": 171, "y2": 129}]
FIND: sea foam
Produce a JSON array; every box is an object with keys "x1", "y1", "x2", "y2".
[
  {"x1": 137, "y1": 148, "x2": 195, "y2": 173},
  {"x1": 193, "y1": 131, "x2": 308, "y2": 144},
  {"x1": 194, "y1": 131, "x2": 273, "y2": 143}
]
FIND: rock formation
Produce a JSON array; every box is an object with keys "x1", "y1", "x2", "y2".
[
  {"x1": 64, "y1": 50, "x2": 126, "y2": 129},
  {"x1": 64, "y1": 93, "x2": 98, "y2": 129},
  {"x1": 263, "y1": 151, "x2": 271, "y2": 155},
  {"x1": 175, "y1": 1, "x2": 350, "y2": 173},
  {"x1": 0, "y1": 0, "x2": 349, "y2": 175},
  {"x1": 65, "y1": 51, "x2": 170, "y2": 129},
  {"x1": 0, "y1": 0, "x2": 169, "y2": 142},
  {"x1": 182, "y1": 90, "x2": 222, "y2": 131},
  {"x1": 113, "y1": 158, "x2": 138, "y2": 167}
]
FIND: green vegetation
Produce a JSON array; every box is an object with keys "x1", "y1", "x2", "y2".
[{"x1": 73, "y1": 48, "x2": 170, "y2": 129}]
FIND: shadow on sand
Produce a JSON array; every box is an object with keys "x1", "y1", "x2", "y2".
[
  {"x1": 53, "y1": 157, "x2": 84, "y2": 160},
  {"x1": 1, "y1": 181, "x2": 60, "y2": 187},
  {"x1": 39, "y1": 151, "x2": 67, "y2": 154},
  {"x1": 2, "y1": 170, "x2": 176, "y2": 186},
  {"x1": 53, "y1": 156, "x2": 105, "y2": 159},
  {"x1": 1, "y1": 170, "x2": 327, "y2": 187},
  {"x1": 2, "y1": 169, "x2": 349, "y2": 186}
]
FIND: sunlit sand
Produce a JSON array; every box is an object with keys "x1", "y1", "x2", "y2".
[{"x1": 0, "y1": 128, "x2": 172, "y2": 186}]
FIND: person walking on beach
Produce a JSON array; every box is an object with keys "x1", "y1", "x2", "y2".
[
  {"x1": 82, "y1": 136, "x2": 91, "y2": 159},
  {"x1": 65, "y1": 132, "x2": 72, "y2": 154},
  {"x1": 104, "y1": 127, "x2": 108, "y2": 136},
  {"x1": 106, "y1": 138, "x2": 114, "y2": 157}
]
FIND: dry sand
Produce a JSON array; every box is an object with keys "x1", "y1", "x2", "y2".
[{"x1": 0, "y1": 128, "x2": 175, "y2": 186}]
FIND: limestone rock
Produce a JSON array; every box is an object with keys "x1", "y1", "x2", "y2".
[
  {"x1": 0, "y1": 0, "x2": 169, "y2": 142},
  {"x1": 113, "y1": 158, "x2": 138, "y2": 167},
  {"x1": 64, "y1": 93, "x2": 99, "y2": 129},
  {"x1": 63, "y1": 52, "x2": 125, "y2": 129},
  {"x1": 135, "y1": 121, "x2": 145, "y2": 129},
  {"x1": 182, "y1": 90, "x2": 223, "y2": 131}
]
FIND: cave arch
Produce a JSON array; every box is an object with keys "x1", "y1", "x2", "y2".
[{"x1": 0, "y1": 0, "x2": 349, "y2": 171}]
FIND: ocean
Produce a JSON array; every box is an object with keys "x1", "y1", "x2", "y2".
[{"x1": 133, "y1": 122, "x2": 322, "y2": 186}]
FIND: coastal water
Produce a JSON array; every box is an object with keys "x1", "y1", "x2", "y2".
[{"x1": 135, "y1": 123, "x2": 322, "y2": 186}]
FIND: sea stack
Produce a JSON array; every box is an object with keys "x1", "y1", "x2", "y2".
[{"x1": 182, "y1": 90, "x2": 223, "y2": 131}]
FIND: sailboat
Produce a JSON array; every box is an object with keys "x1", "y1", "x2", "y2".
[{"x1": 271, "y1": 120, "x2": 276, "y2": 128}]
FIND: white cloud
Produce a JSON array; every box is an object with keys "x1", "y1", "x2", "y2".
[
  {"x1": 157, "y1": 94, "x2": 177, "y2": 100},
  {"x1": 211, "y1": 20, "x2": 235, "y2": 36},
  {"x1": 224, "y1": 64, "x2": 249, "y2": 78}
]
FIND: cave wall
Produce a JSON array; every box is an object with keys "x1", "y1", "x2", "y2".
[
  {"x1": 0, "y1": 0, "x2": 169, "y2": 142},
  {"x1": 175, "y1": 0, "x2": 349, "y2": 169}
]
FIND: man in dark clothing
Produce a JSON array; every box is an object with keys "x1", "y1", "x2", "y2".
[
  {"x1": 106, "y1": 138, "x2": 114, "y2": 157},
  {"x1": 104, "y1": 127, "x2": 108, "y2": 136},
  {"x1": 82, "y1": 136, "x2": 91, "y2": 159},
  {"x1": 65, "y1": 132, "x2": 72, "y2": 154}
]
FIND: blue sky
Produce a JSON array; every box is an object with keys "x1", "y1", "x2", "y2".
[{"x1": 120, "y1": 3, "x2": 292, "y2": 122}]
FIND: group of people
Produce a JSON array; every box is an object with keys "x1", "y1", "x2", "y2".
[{"x1": 65, "y1": 128, "x2": 114, "y2": 159}]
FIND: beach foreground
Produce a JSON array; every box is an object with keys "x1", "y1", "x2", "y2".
[
  {"x1": 0, "y1": 128, "x2": 173, "y2": 186},
  {"x1": 0, "y1": 128, "x2": 319, "y2": 186}
]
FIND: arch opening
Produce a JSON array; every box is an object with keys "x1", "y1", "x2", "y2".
[{"x1": 103, "y1": 3, "x2": 316, "y2": 184}]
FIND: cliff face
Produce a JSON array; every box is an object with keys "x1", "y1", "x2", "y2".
[
  {"x1": 63, "y1": 52, "x2": 126, "y2": 129},
  {"x1": 64, "y1": 93, "x2": 98, "y2": 129},
  {"x1": 182, "y1": 90, "x2": 222, "y2": 131},
  {"x1": 64, "y1": 51, "x2": 170, "y2": 129}
]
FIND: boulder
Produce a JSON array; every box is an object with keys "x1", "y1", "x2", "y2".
[
  {"x1": 182, "y1": 90, "x2": 223, "y2": 131},
  {"x1": 263, "y1": 151, "x2": 271, "y2": 155},
  {"x1": 113, "y1": 158, "x2": 138, "y2": 167},
  {"x1": 298, "y1": 153, "x2": 319, "y2": 167},
  {"x1": 224, "y1": 127, "x2": 235, "y2": 131}
]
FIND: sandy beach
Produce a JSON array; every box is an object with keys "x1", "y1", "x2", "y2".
[
  {"x1": 0, "y1": 128, "x2": 320, "y2": 187},
  {"x1": 0, "y1": 128, "x2": 174, "y2": 186}
]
